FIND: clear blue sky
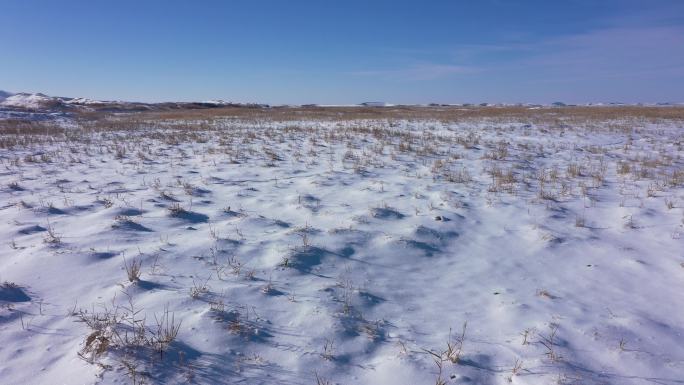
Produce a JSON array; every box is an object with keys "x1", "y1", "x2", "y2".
[{"x1": 1, "y1": 0, "x2": 683, "y2": 104}]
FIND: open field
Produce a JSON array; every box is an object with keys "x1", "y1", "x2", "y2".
[{"x1": 1, "y1": 106, "x2": 684, "y2": 384}]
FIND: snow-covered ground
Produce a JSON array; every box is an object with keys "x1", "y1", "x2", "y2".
[
  {"x1": 0, "y1": 108, "x2": 72, "y2": 121},
  {"x1": 1, "y1": 114, "x2": 683, "y2": 385}
]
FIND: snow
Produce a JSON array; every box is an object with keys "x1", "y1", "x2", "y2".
[
  {"x1": 201, "y1": 100, "x2": 231, "y2": 105},
  {"x1": 0, "y1": 92, "x2": 105, "y2": 109},
  {"x1": 0, "y1": 93, "x2": 63, "y2": 109},
  {"x1": 360, "y1": 102, "x2": 392, "y2": 107},
  {"x1": 63, "y1": 97, "x2": 106, "y2": 106},
  {"x1": 1, "y1": 114, "x2": 683, "y2": 385},
  {"x1": 0, "y1": 90, "x2": 13, "y2": 102}
]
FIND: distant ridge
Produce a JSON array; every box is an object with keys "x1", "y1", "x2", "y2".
[
  {"x1": 0, "y1": 90, "x2": 13, "y2": 102},
  {"x1": 0, "y1": 91, "x2": 271, "y2": 113},
  {"x1": 1, "y1": 90, "x2": 682, "y2": 112}
]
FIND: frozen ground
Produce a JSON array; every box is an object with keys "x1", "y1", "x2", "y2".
[{"x1": 1, "y1": 111, "x2": 683, "y2": 384}]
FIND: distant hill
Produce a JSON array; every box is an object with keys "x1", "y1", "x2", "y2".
[
  {"x1": 0, "y1": 90, "x2": 13, "y2": 102},
  {"x1": 0, "y1": 91, "x2": 271, "y2": 113},
  {"x1": 0, "y1": 92, "x2": 65, "y2": 110}
]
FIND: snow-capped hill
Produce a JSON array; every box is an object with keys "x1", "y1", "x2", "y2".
[
  {"x1": 0, "y1": 90, "x2": 13, "y2": 102},
  {"x1": 63, "y1": 97, "x2": 106, "y2": 106},
  {"x1": 0, "y1": 92, "x2": 65, "y2": 110},
  {"x1": 194, "y1": 100, "x2": 270, "y2": 108},
  {"x1": 201, "y1": 99, "x2": 230, "y2": 106}
]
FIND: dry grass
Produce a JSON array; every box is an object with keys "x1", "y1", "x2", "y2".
[
  {"x1": 123, "y1": 255, "x2": 142, "y2": 283},
  {"x1": 3, "y1": 105, "x2": 683, "y2": 138},
  {"x1": 114, "y1": 105, "x2": 684, "y2": 124}
]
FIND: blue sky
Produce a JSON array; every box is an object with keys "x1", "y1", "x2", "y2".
[{"x1": 1, "y1": 0, "x2": 683, "y2": 104}]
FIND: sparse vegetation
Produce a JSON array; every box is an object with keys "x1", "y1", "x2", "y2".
[
  {"x1": 123, "y1": 255, "x2": 143, "y2": 283},
  {"x1": 2, "y1": 105, "x2": 683, "y2": 384}
]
